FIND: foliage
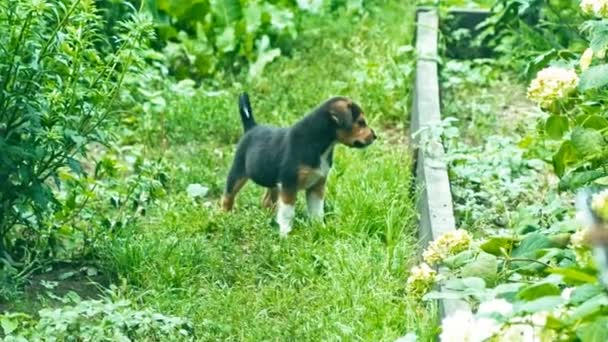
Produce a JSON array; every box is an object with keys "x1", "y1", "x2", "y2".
[
  {"x1": 0, "y1": 290, "x2": 193, "y2": 341},
  {"x1": 0, "y1": 0, "x2": 154, "y2": 260},
  {"x1": 427, "y1": 43, "x2": 608, "y2": 339},
  {"x1": 136, "y1": 0, "x2": 367, "y2": 80},
  {"x1": 3, "y1": 0, "x2": 432, "y2": 340}
]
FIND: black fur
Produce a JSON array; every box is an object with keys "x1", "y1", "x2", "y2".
[{"x1": 225, "y1": 94, "x2": 369, "y2": 197}]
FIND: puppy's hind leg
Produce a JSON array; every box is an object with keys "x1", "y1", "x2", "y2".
[
  {"x1": 262, "y1": 187, "x2": 278, "y2": 210},
  {"x1": 222, "y1": 163, "x2": 248, "y2": 211}
]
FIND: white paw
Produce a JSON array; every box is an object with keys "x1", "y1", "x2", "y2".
[
  {"x1": 306, "y1": 193, "x2": 324, "y2": 221},
  {"x1": 277, "y1": 200, "x2": 295, "y2": 237}
]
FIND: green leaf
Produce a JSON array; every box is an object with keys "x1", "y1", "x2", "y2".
[
  {"x1": 480, "y1": 237, "x2": 517, "y2": 256},
  {"x1": 67, "y1": 157, "x2": 84, "y2": 176},
  {"x1": 579, "y1": 64, "x2": 608, "y2": 91},
  {"x1": 492, "y1": 283, "x2": 524, "y2": 296},
  {"x1": 570, "y1": 284, "x2": 604, "y2": 305},
  {"x1": 461, "y1": 277, "x2": 487, "y2": 291},
  {"x1": 248, "y1": 35, "x2": 281, "y2": 79},
  {"x1": 578, "y1": 115, "x2": 608, "y2": 130},
  {"x1": 558, "y1": 169, "x2": 608, "y2": 192},
  {"x1": 517, "y1": 282, "x2": 560, "y2": 301},
  {"x1": 571, "y1": 127, "x2": 604, "y2": 157},
  {"x1": 569, "y1": 293, "x2": 608, "y2": 322},
  {"x1": 549, "y1": 267, "x2": 598, "y2": 285},
  {"x1": 590, "y1": 24, "x2": 608, "y2": 53},
  {"x1": 210, "y1": 0, "x2": 242, "y2": 25},
  {"x1": 216, "y1": 26, "x2": 236, "y2": 52},
  {"x1": 443, "y1": 250, "x2": 476, "y2": 269},
  {"x1": 545, "y1": 115, "x2": 569, "y2": 140},
  {"x1": 512, "y1": 233, "x2": 555, "y2": 258},
  {"x1": 577, "y1": 318, "x2": 608, "y2": 342},
  {"x1": 460, "y1": 252, "x2": 498, "y2": 286},
  {"x1": 1, "y1": 317, "x2": 18, "y2": 335},
  {"x1": 423, "y1": 290, "x2": 469, "y2": 301},
  {"x1": 515, "y1": 296, "x2": 563, "y2": 314},
  {"x1": 552, "y1": 141, "x2": 578, "y2": 177}
]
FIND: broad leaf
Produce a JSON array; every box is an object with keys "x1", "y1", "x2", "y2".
[
  {"x1": 577, "y1": 318, "x2": 608, "y2": 342},
  {"x1": 570, "y1": 284, "x2": 604, "y2": 305},
  {"x1": 545, "y1": 115, "x2": 569, "y2": 140},
  {"x1": 550, "y1": 267, "x2": 598, "y2": 285},
  {"x1": 552, "y1": 141, "x2": 578, "y2": 177},
  {"x1": 571, "y1": 127, "x2": 604, "y2": 157},
  {"x1": 569, "y1": 293, "x2": 608, "y2": 322},
  {"x1": 578, "y1": 115, "x2": 608, "y2": 130},
  {"x1": 512, "y1": 233, "x2": 555, "y2": 258},
  {"x1": 480, "y1": 236, "x2": 517, "y2": 256},
  {"x1": 515, "y1": 296, "x2": 563, "y2": 314},
  {"x1": 460, "y1": 252, "x2": 498, "y2": 286},
  {"x1": 517, "y1": 282, "x2": 560, "y2": 301},
  {"x1": 559, "y1": 169, "x2": 608, "y2": 192},
  {"x1": 1, "y1": 317, "x2": 18, "y2": 335},
  {"x1": 579, "y1": 64, "x2": 608, "y2": 91}
]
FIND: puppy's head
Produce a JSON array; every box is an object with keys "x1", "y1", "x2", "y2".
[{"x1": 328, "y1": 98, "x2": 377, "y2": 148}]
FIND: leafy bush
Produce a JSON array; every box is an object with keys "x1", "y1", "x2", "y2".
[
  {"x1": 480, "y1": 0, "x2": 585, "y2": 78},
  {"x1": 141, "y1": 0, "x2": 299, "y2": 80},
  {"x1": 0, "y1": 291, "x2": 193, "y2": 341},
  {"x1": 137, "y1": 0, "x2": 368, "y2": 80},
  {"x1": 0, "y1": 0, "x2": 153, "y2": 260},
  {"x1": 517, "y1": 4, "x2": 608, "y2": 192}
]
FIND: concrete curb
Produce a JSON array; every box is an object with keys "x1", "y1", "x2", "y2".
[{"x1": 411, "y1": 7, "x2": 471, "y2": 320}]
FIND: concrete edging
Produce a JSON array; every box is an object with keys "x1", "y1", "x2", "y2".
[{"x1": 410, "y1": 7, "x2": 471, "y2": 320}]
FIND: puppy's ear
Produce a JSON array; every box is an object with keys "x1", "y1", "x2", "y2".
[{"x1": 328, "y1": 99, "x2": 353, "y2": 127}]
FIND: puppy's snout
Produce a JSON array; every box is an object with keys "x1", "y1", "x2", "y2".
[{"x1": 365, "y1": 128, "x2": 377, "y2": 144}]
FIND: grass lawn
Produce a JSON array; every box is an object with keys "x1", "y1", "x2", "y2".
[{"x1": 92, "y1": 1, "x2": 438, "y2": 340}]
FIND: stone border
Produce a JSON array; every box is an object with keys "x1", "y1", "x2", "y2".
[{"x1": 411, "y1": 8, "x2": 470, "y2": 320}]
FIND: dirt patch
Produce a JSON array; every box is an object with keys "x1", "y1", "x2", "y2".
[{"x1": 1, "y1": 263, "x2": 109, "y2": 314}]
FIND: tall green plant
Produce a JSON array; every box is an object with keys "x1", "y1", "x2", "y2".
[{"x1": 0, "y1": 0, "x2": 153, "y2": 260}]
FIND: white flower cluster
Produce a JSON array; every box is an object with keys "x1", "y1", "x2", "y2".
[
  {"x1": 406, "y1": 263, "x2": 437, "y2": 298},
  {"x1": 581, "y1": 0, "x2": 608, "y2": 17},
  {"x1": 592, "y1": 189, "x2": 608, "y2": 221},
  {"x1": 580, "y1": 48, "x2": 594, "y2": 71},
  {"x1": 440, "y1": 294, "x2": 573, "y2": 342},
  {"x1": 439, "y1": 306, "x2": 503, "y2": 342},
  {"x1": 423, "y1": 229, "x2": 472, "y2": 266},
  {"x1": 527, "y1": 67, "x2": 579, "y2": 108},
  {"x1": 570, "y1": 228, "x2": 589, "y2": 249}
]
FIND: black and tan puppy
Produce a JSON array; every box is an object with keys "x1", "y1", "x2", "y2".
[{"x1": 222, "y1": 93, "x2": 376, "y2": 236}]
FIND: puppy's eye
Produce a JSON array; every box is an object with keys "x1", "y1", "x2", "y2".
[{"x1": 358, "y1": 119, "x2": 367, "y2": 127}]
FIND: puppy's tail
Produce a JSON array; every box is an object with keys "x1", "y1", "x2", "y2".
[{"x1": 238, "y1": 92, "x2": 256, "y2": 132}]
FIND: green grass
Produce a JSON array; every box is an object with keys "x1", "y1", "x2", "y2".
[{"x1": 98, "y1": 1, "x2": 437, "y2": 340}]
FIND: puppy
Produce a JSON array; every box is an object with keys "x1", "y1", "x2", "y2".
[{"x1": 221, "y1": 93, "x2": 376, "y2": 236}]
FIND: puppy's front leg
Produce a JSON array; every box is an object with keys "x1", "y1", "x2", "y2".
[
  {"x1": 277, "y1": 189, "x2": 296, "y2": 237},
  {"x1": 306, "y1": 178, "x2": 325, "y2": 221}
]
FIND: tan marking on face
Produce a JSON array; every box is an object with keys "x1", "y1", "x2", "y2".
[
  {"x1": 336, "y1": 113, "x2": 376, "y2": 147},
  {"x1": 221, "y1": 177, "x2": 248, "y2": 211}
]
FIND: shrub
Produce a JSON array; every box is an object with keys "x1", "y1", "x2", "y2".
[
  {"x1": 0, "y1": 0, "x2": 154, "y2": 260},
  {"x1": 0, "y1": 291, "x2": 193, "y2": 341}
]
